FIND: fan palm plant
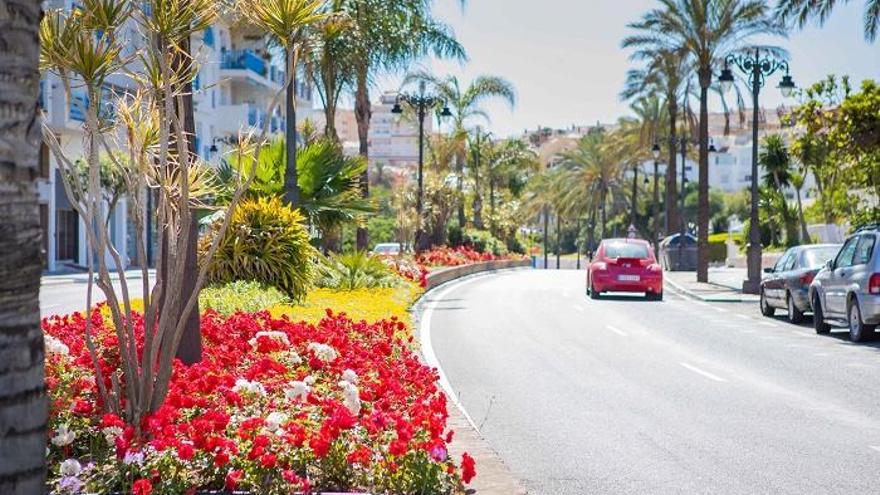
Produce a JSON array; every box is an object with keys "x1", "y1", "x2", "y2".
[
  {"x1": 759, "y1": 134, "x2": 799, "y2": 245},
  {"x1": 623, "y1": 0, "x2": 784, "y2": 282},
  {"x1": 240, "y1": 0, "x2": 329, "y2": 207},
  {"x1": 777, "y1": 0, "x2": 880, "y2": 42},
  {"x1": 402, "y1": 71, "x2": 516, "y2": 228},
  {"x1": 485, "y1": 139, "x2": 539, "y2": 235}
]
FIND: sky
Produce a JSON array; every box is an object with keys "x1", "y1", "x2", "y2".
[{"x1": 373, "y1": 0, "x2": 879, "y2": 138}]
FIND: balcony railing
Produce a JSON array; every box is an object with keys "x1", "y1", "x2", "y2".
[
  {"x1": 69, "y1": 92, "x2": 88, "y2": 122},
  {"x1": 221, "y1": 50, "x2": 268, "y2": 78}
]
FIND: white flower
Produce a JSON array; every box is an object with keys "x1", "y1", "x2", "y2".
[
  {"x1": 59, "y1": 458, "x2": 82, "y2": 477},
  {"x1": 248, "y1": 330, "x2": 290, "y2": 349},
  {"x1": 265, "y1": 411, "x2": 288, "y2": 432},
  {"x1": 284, "y1": 380, "x2": 311, "y2": 401},
  {"x1": 45, "y1": 335, "x2": 70, "y2": 357},
  {"x1": 307, "y1": 342, "x2": 338, "y2": 363},
  {"x1": 101, "y1": 426, "x2": 123, "y2": 445},
  {"x1": 341, "y1": 369, "x2": 358, "y2": 384},
  {"x1": 232, "y1": 378, "x2": 266, "y2": 397},
  {"x1": 51, "y1": 424, "x2": 76, "y2": 447},
  {"x1": 304, "y1": 375, "x2": 316, "y2": 386},
  {"x1": 123, "y1": 450, "x2": 145, "y2": 466},
  {"x1": 286, "y1": 350, "x2": 303, "y2": 365},
  {"x1": 339, "y1": 380, "x2": 361, "y2": 415}
]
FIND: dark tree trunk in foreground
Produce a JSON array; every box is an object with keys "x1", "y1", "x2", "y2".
[
  {"x1": 0, "y1": 0, "x2": 49, "y2": 492},
  {"x1": 283, "y1": 48, "x2": 300, "y2": 208},
  {"x1": 697, "y1": 74, "x2": 710, "y2": 283}
]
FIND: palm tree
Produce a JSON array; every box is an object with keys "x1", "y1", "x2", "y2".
[
  {"x1": 0, "y1": 0, "x2": 47, "y2": 491},
  {"x1": 402, "y1": 71, "x2": 516, "y2": 228},
  {"x1": 484, "y1": 139, "x2": 539, "y2": 235},
  {"x1": 242, "y1": 0, "x2": 328, "y2": 208},
  {"x1": 624, "y1": 0, "x2": 783, "y2": 282},
  {"x1": 340, "y1": 0, "x2": 465, "y2": 250},
  {"x1": 789, "y1": 170, "x2": 811, "y2": 242},
  {"x1": 305, "y1": 4, "x2": 351, "y2": 141},
  {"x1": 759, "y1": 134, "x2": 798, "y2": 246},
  {"x1": 777, "y1": 0, "x2": 880, "y2": 42},
  {"x1": 620, "y1": 45, "x2": 688, "y2": 235}
]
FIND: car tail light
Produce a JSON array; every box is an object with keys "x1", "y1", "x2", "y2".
[
  {"x1": 870, "y1": 273, "x2": 880, "y2": 295},
  {"x1": 799, "y1": 272, "x2": 815, "y2": 285}
]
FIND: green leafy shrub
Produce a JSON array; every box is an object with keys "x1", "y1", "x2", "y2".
[
  {"x1": 447, "y1": 224, "x2": 464, "y2": 247},
  {"x1": 316, "y1": 251, "x2": 401, "y2": 290},
  {"x1": 200, "y1": 280, "x2": 290, "y2": 315},
  {"x1": 463, "y1": 228, "x2": 508, "y2": 256},
  {"x1": 200, "y1": 197, "x2": 316, "y2": 300}
]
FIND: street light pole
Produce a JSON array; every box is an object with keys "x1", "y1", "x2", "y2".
[
  {"x1": 392, "y1": 81, "x2": 452, "y2": 253},
  {"x1": 679, "y1": 137, "x2": 687, "y2": 270},
  {"x1": 631, "y1": 163, "x2": 639, "y2": 228},
  {"x1": 651, "y1": 143, "x2": 661, "y2": 256},
  {"x1": 719, "y1": 49, "x2": 795, "y2": 294}
]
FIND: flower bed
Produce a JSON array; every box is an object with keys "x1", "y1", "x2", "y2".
[
  {"x1": 269, "y1": 283, "x2": 423, "y2": 327},
  {"x1": 44, "y1": 308, "x2": 473, "y2": 494},
  {"x1": 417, "y1": 246, "x2": 524, "y2": 268}
]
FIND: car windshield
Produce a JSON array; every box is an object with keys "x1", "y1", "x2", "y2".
[
  {"x1": 803, "y1": 246, "x2": 841, "y2": 268},
  {"x1": 604, "y1": 243, "x2": 649, "y2": 259}
]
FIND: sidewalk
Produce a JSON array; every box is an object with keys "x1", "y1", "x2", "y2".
[
  {"x1": 664, "y1": 267, "x2": 760, "y2": 303},
  {"x1": 41, "y1": 269, "x2": 155, "y2": 287}
]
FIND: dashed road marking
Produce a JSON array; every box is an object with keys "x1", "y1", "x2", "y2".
[
  {"x1": 869, "y1": 446, "x2": 880, "y2": 453},
  {"x1": 573, "y1": 305, "x2": 585, "y2": 313},
  {"x1": 606, "y1": 325, "x2": 628, "y2": 337},
  {"x1": 759, "y1": 321, "x2": 779, "y2": 328},
  {"x1": 735, "y1": 314, "x2": 751, "y2": 320},
  {"x1": 680, "y1": 362, "x2": 727, "y2": 383}
]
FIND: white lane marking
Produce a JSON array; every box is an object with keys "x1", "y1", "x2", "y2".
[
  {"x1": 870, "y1": 446, "x2": 880, "y2": 453},
  {"x1": 680, "y1": 362, "x2": 727, "y2": 383},
  {"x1": 606, "y1": 325, "x2": 628, "y2": 337},
  {"x1": 691, "y1": 299, "x2": 728, "y2": 313},
  {"x1": 735, "y1": 314, "x2": 751, "y2": 320},
  {"x1": 419, "y1": 277, "x2": 486, "y2": 432},
  {"x1": 573, "y1": 305, "x2": 585, "y2": 313},
  {"x1": 759, "y1": 321, "x2": 779, "y2": 328}
]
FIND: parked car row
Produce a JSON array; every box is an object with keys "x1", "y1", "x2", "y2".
[{"x1": 760, "y1": 224, "x2": 880, "y2": 342}]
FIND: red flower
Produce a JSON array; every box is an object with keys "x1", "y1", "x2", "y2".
[
  {"x1": 132, "y1": 479, "x2": 152, "y2": 495},
  {"x1": 177, "y1": 443, "x2": 194, "y2": 461},
  {"x1": 260, "y1": 453, "x2": 277, "y2": 469},
  {"x1": 461, "y1": 452, "x2": 476, "y2": 484},
  {"x1": 214, "y1": 450, "x2": 230, "y2": 467},
  {"x1": 224, "y1": 470, "x2": 242, "y2": 490}
]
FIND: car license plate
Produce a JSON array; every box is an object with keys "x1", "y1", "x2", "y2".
[{"x1": 618, "y1": 274, "x2": 640, "y2": 282}]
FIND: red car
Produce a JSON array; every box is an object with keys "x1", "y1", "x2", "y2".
[{"x1": 586, "y1": 238, "x2": 663, "y2": 300}]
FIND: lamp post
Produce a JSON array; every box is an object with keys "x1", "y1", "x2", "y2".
[
  {"x1": 671, "y1": 136, "x2": 715, "y2": 270},
  {"x1": 392, "y1": 81, "x2": 451, "y2": 252},
  {"x1": 630, "y1": 163, "x2": 639, "y2": 229},
  {"x1": 719, "y1": 49, "x2": 795, "y2": 294}
]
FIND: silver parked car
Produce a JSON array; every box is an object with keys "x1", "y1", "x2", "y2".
[
  {"x1": 810, "y1": 227, "x2": 880, "y2": 341},
  {"x1": 759, "y1": 244, "x2": 842, "y2": 324}
]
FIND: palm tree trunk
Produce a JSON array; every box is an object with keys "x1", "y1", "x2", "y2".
[
  {"x1": 666, "y1": 100, "x2": 678, "y2": 236},
  {"x1": 283, "y1": 47, "x2": 300, "y2": 207},
  {"x1": 354, "y1": 69, "x2": 371, "y2": 250},
  {"x1": 489, "y1": 177, "x2": 496, "y2": 236},
  {"x1": 0, "y1": 0, "x2": 48, "y2": 490},
  {"x1": 697, "y1": 80, "x2": 710, "y2": 283},
  {"x1": 456, "y1": 153, "x2": 465, "y2": 227}
]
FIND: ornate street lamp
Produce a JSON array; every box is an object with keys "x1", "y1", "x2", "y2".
[
  {"x1": 392, "y1": 81, "x2": 451, "y2": 252},
  {"x1": 719, "y1": 48, "x2": 795, "y2": 294}
]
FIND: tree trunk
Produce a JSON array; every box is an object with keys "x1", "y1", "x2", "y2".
[
  {"x1": 456, "y1": 153, "x2": 465, "y2": 228},
  {"x1": 697, "y1": 79, "x2": 710, "y2": 283},
  {"x1": 796, "y1": 188, "x2": 810, "y2": 243},
  {"x1": 170, "y1": 36, "x2": 201, "y2": 365},
  {"x1": 354, "y1": 70, "x2": 370, "y2": 250},
  {"x1": 666, "y1": 100, "x2": 678, "y2": 236},
  {"x1": 0, "y1": 1, "x2": 48, "y2": 491},
  {"x1": 283, "y1": 48, "x2": 300, "y2": 207},
  {"x1": 489, "y1": 177, "x2": 496, "y2": 236},
  {"x1": 472, "y1": 138, "x2": 483, "y2": 229}
]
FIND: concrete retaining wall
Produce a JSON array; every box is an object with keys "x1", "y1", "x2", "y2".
[{"x1": 425, "y1": 259, "x2": 532, "y2": 291}]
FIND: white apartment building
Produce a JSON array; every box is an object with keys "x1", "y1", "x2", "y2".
[
  {"x1": 369, "y1": 92, "x2": 432, "y2": 171},
  {"x1": 37, "y1": 5, "x2": 312, "y2": 273}
]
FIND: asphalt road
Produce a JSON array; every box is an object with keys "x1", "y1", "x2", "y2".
[
  {"x1": 41, "y1": 278, "x2": 146, "y2": 318},
  {"x1": 426, "y1": 269, "x2": 880, "y2": 494}
]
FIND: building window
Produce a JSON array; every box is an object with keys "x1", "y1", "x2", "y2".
[{"x1": 203, "y1": 27, "x2": 214, "y2": 48}]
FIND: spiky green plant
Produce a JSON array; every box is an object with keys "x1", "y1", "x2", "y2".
[{"x1": 316, "y1": 252, "x2": 400, "y2": 290}]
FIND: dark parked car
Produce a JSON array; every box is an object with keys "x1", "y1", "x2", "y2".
[{"x1": 760, "y1": 244, "x2": 842, "y2": 323}]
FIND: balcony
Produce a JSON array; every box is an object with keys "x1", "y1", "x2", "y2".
[
  {"x1": 220, "y1": 50, "x2": 284, "y2": 88},
  {"x1": 215, "y1": 103, "x2": 274, "y2": 135},
  {"x1": 69, "y1": 92, "x2": 88, "y2": 122}
]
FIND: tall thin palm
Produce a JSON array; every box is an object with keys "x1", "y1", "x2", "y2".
[
  {"x1": 340, "y1": 0, "x2": 465, "y2": 249},
  {"x1": 304, "y1": 4, "x2": 352, "y2": 141},
  {"x1": 624, "y1": 0, "x2": 784, "y2": 282},
  {"x1": 403, "y1": 70, "x2": 516, "y2": 227},
  {"x1": 776, "y1": 0, "x2": 880, "y2": 42},
  {"x1": 621, "y1": 45, "x2": 688, "y2": 234},
  {"x1": 759, "y1": 134, "x2": 798, "y2": 245},
  {"x1": 241, "y1": 0, "x2": 328, "y2": 207}
]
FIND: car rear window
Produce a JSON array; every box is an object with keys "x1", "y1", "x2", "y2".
[
  {"x1": 604, "y1": 243, "x2": 649, "y2": 259},
  {"x1": 802, "y1": 247, "x2": 841, "y2": 268}
]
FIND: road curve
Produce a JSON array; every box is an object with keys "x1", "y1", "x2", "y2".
[{"x1": 427, "y1": 269, "x2": 880, "y2": 495}]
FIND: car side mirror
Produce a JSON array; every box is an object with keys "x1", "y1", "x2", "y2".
[
  {"x1": 587, "y1": 250, "x2": 594, "y2": 261},
  {"x1": 825, "y1": 259, "x2": 834, "y2": 270},
  {"x1": 763, "y1": 267, "x2": 774, "y2": 274}
]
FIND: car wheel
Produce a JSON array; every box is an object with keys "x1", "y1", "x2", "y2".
[
  {"x1": 848, "y1": 299, "x2": 876, "y2": 342},
  {"x1": 787, "y1": 292, "x2": 805, "y2": 324},
  {"x1": 812, "y1": 293, "x2": 831, "y2": 334},
  {"x1": 590, "y1": 282, "x2": 601, "y2": 300},
  {"x1": 760, "y1": 290, "x2": 775, "y2": 317},
  {"x1": 646, "y1": 291, "x2": 663, "y2": 301}
]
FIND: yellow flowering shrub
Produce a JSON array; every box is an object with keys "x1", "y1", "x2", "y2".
[{"x1": 269, "y1": 281, "x2": 424, "y2": 330}]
